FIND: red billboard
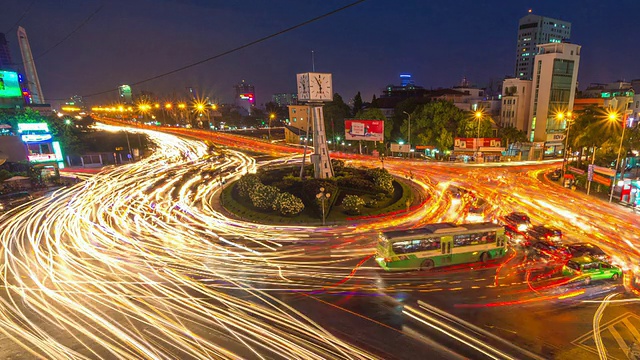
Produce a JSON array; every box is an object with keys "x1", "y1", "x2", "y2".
[
  {"x1": 345, "y1": 119, "x2": 384, "y2": 142},
  {"x1": 454, "y1": 138, "x2": 502, "y2": 149}
]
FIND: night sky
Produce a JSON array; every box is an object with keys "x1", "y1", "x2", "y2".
[{"x1": 2, "y1": 0, "x2": 639, "y2": 108}]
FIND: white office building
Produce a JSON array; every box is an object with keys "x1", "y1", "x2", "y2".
[
  {"x1": 528, "y1": 42, "x2": 581, "y2": 157},
  {"x1": 515, "y1": 14, "x2": 571, "y2": 80}
]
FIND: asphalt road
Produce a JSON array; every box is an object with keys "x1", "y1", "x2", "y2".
[{"x1": 0, "y1": 121, "x2": 638, "y2": 359}]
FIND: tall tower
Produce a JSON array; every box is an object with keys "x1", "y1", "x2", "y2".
[
  {"x1": 0, "y1": 33, "x2": 13, "y2": 70},
  {"x1": 17, "y1": 27, "x2": 44, "y2": 104},
  {"x1": 515, "y1": 13, "x2": 571, "y2": 80},
  {"x1": 296, "y1": 72, "x2": 334, "y2": 179}
]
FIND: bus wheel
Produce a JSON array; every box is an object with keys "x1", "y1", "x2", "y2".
[
  {"x1": 420, "y1": 259, "x2": 434, "y2": 271},
  {"x1": 612, "y1": 273, "x2": 619, "y2": 281},
  {"x1": 480, "y1": 252, "x2": 490, "y2": 263}
]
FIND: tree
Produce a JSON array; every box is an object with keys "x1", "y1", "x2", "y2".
[
  {"x1": 497, "y1": 125, "x2": 527, "y2": 148},
  {"x1": 406, "y1": 100, "x2": 466, "y2": 155},
  {"x1": 352, "y1": 91, "x2": 363, "y2": 116},
  {"x1": 392, "y1": 98, "x2": 419, "y2": 141},
  {"x1": 371, "y1": 94, "x2": 378, "y2": 108},
  {"x1": 458, "y1": 115, "x2": 493, "y2": 138},
  {"x1": 323, "y1": 93, "x2": 351, "y2": 144}
]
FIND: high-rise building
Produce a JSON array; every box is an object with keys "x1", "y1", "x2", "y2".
[
  {"x1": 515, "y1": 13, "x2": 571, "y2": 80},
  {"x1": 272, "y1": 93, "x2": 297, "y2": 107},
  {"x1": 234, "y1": 80, "x2": 255, "y2": 115},
  {"x1": 0, "y1": 33, "x2": 13, "y2": 70},
  {"x1": 17, "y1": 26, "x2": 44, "y2": 104},
  {"x1": 118, "y1": 85, "x2": 132, "y2": 104},
  {"x1": 528, "y1": 42, "x2": 581, "y2": 152}
]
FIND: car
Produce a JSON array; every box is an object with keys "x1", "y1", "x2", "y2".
[
  {"x1": 549, "y1": 169, "x2": 561, "y2": 181},
  {"x1": 527, "y1": 225, "x2": 563, "y2": 244},
  {"x1": 0, "y1": 191, "x2": 33, "y2": 212},
  {"x1": 503, "y1": 212, "x2": 531, "y2": 232},
  {"x1": 529, "y1": 240, "x2": 571, "y2": 262},
  {"x1": 562, "y1": 256, "x2": 622, "y2": 285},
  {"x1": 505, "y1": 227, "x2": 529, "y2": 247},
  {"x1": 566, "y1": 243, "x2": 611, "y2": 263}
]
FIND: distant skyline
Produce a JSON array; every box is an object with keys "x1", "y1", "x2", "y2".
[{"x1": 2, "y1": 0, "x2": 640, "y2": 108}]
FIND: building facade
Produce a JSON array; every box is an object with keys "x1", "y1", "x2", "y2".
[
  {"x1": 272, "y1": 93, "x2": 297, "y2": 107},
  {"x1": 234, "y1": 80, "x2": 255, "y2": 115},
  {"x1": 287, "y1": 105, "x2": 311, "y2": 132},
  {"x1": 118, "y1": 85, "x2": 132, "y2": 104},
  {"x1": 528, "y1": 43, "x2": 581, "y2": 156},
  {"x1": 0, "y1": 33, "x2": 13, "y2": 70},
  {"x1": 501, "y1": 78, "x2": 532, "y2": 132},
  {"x1": 515, "y1": 14, "x2": 571, "y2": 80}
]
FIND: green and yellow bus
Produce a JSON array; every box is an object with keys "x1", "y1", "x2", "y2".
[{"x1": 375, "y1": 222, "x2": 507, "y2": 271}]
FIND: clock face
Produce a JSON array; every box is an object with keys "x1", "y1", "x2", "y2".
[
  {"x1": 297, "y1": 73, "x2": 310, "y2": 101},
  {"x1": 308, "y1": 73, "x2": 332, "y2": 101}
]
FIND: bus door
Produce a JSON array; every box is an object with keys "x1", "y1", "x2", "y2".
[{"x1": 440, "y1": 236, "x2": 453, "y2": 265}]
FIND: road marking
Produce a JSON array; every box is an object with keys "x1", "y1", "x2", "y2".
[{"x1": 572, "y1": 312, "x2": 640, "y2": 360}]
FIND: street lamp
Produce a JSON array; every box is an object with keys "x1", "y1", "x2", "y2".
[
  {"x1": 556, "y1": 111, "x2": 573, "y2": 182},
  {"x1": 403, "y1": 111, "x2": 411, "y2": 156},
  {"x1": 608, "y1": 110, "x2": 627, "y2": 203},
  {"x1": 269, "y1": 113, "x2": 275, "y2": 141},
  {"x1": 475, "y1": 111, "x2": 482, "y2": 161},
  {"x1": 316, "y1": 187, "x2": 331, "y2": 225}
]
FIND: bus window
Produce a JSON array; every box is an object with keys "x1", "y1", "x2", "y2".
[{"x1": 392, "y1": 241, "x2": 410, "y2": 254}]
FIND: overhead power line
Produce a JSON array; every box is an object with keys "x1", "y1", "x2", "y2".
[
  {"x1": 4, "y1": 1, "x2": 35, "y2": 34},
  {"x1": 79, "y1": 0, "x2": 368, "y2": 99},
  {"x1": 17, "y1": 3, "x2": 104, "y2": 67}
]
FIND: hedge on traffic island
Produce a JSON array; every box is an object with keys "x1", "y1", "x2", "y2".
[{"x1": 220, "y1": 161, "x2": 415, "y2": 225}]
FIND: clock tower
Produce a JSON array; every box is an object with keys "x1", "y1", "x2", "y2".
[{"x1": 296, "y1": 72, "x2": 334, "y2": 179}]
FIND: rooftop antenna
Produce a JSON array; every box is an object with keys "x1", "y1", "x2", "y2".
[{"x1": 312, "y1": 50, "x2": 315, "y2": 72}]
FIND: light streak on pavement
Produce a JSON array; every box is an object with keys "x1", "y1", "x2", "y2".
[{"x1": 0, "y1": 124, "x2": 376, "y2": 359}]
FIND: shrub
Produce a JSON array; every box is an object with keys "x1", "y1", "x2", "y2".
[
  {"x1": 336, "y1": 176, "x2": 376, "y2": 192},
  {"x1": 273, "y1": 192, "x2": 305, "y2": 216},
  {"x1": 343, "y1": 195, "x2": 365, "y2": 215},
  {"x1": 375, "y1": 192, "x2": 387, "y2": 201},
  {"x1": 364, "y1": 199, "x2": 378, "y2": 208},
  {"x1": 367, "y1": 168, "x2": 394, "y2": 194},
  {"x1": 249, "y1": 184, "x2": 280, "y2": 210},
  {"x1": 236, "y1": 174, "x2": 261, "y2": 200}
]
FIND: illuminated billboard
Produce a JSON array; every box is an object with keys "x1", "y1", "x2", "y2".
[
  {"x1": 239, "y1": 93, "x2": 255, "y2": 103},
  {"x1": 18, "y1": 123, "x2": 50, "y2": 132},
  {"x1": 0, "y1": 71, "x2": 22, "y2": 98},
  {"x1": 344, "y1": 119, "x2": 384, "y2": 142}
]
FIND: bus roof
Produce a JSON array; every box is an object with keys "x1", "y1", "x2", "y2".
[{"x1": 382, "y1": 222, "x2": 501, "y2": 239}]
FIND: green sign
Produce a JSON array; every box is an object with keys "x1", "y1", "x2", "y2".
[{"x1": 0, "y1": 71, "x2": 22, "y2": 98}]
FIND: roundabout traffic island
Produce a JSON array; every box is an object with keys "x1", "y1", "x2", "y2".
[{"x1": 220, "y1": 160, "x2": 417, "y2": 225}]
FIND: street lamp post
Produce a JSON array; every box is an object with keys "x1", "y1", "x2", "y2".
[
  {"x1": 403, "y1": 111, "x2": 411, "y2": 157},
  {"x1": 557, "y1": 112, "x2": 573, "y2": 182},
  {"x1": 474, "y1": 111, "x2": 482, "y2": 162},
  {"x1": 316, "y1": 187, "x2": 331, "y2": 225},
  {"x1": 609, "y1": 111, "x2": 627, "y2": 203},
  {"x1": 269, "y1": 113, "x2": 275, "y2": 141}
]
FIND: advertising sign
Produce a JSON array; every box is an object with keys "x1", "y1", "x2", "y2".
[
  {"x1": 592, "y1": 165, "x2": 616, "y2": 177},
  {"x1": 18, "y1": 123, "x2": 50, "y2": 132},
  {"x1": 587, "y1": 164, "x2": 594, "y2": 181},
  {"x1": 0, "y1": 71, "x2": 22, "y2": 98},
  {"x1": 568, "y1": 166, "x2": 585, "y2": 175},
  {"x1": 390, "y1": 143, "x2": 411, "y2": 153},
  {"x1": 592, "y1": 173, "x2": 611, "y2": 186},
  {"x1": 454, "y1": 138, "x2": 502, "y2": 149},
  {"x1": 345, "y1": 120, "x2": 384, "y2": 142},
  {"x1": 546, "y1": 133, "x2": 566, "y2": 142}
]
